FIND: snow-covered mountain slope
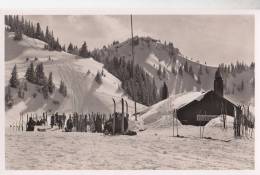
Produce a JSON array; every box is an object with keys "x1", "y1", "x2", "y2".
[
  {"x1": 96, "y1": 36, "x2": 254, "y2": 105},
  {"x1": 96, "y1": 37, "x2": 217, "y2": 94},
  {"x1": 5, "y1": 32, "x2": 147, "y2": 126}
]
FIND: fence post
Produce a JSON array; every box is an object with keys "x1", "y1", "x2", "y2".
[
  {"x1": 112, "y1": 114, "x2": 115, "y2": 135},
  {"x1": 22, "y1": 114, "x2": 23, "y2": 131},
  {"x1": 176, "y1": 113, "x2": 178, "y2": 136},
  {"x1": 26, "y1": 114, "x2": 28, "y2": 131}
]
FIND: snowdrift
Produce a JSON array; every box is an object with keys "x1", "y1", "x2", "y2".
[{"x1": 206, "y1": 115, "x2": 234, "y2": 128}]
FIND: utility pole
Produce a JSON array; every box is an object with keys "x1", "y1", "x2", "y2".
[{"x1": 131, "y1": 14, "x2": 137, "y2": 121}]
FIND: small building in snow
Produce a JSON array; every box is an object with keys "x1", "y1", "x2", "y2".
[{"x1": 176, "y1": 69, "x2": 242, "y2": 126}]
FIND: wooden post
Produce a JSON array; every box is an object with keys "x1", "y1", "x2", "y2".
[
  {"x1": 176, "y1": 113, "x2": 178, "y2": 136},
  {"x1": 112, "y1": 114, "x2": 115, "y2": 135},
  {"x1": 18, "y1": 114, "x2": 21, "y2": 131},
  {"x1": 46, "y1": 112, "x2": 48, "y2": 125},
  {"x1": 202, "y1": 126, "x2": 205, "y2": 138},
  {"x1": 112, "y1": 98, "x2": 116, "y2": 135},
  {"x1": 135, "y1": 101, "x2": 137, "y2": 121},
  {"x1": 121, "y1": 98, "x2": 124, "y2": 133},
  {"x1": 200, "y1": 123, "x2": 201, "y2": 138},
  {"x1": 22, "y1": 114, "x2": 23, "y2": 131},
  {"x1": 26, "y1": 114, "x2": 28, "y2": 131},
  {"x1": 112, "y1": 98, "x2": 116, "y2": 114},
  {"x1": 125, "y1": 101, "x2": 128, "y2": 115}
]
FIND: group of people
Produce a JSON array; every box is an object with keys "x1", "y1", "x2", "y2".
[
  {"x1": 48, "y1": 112, "x2": 108, "y2": 133},
  {"x1": 25, "y1": 111, "x2": 131, "y2": 134},
  {"x1": 26, "y1": 117, "x2": 46, "y2": 131},
  {"x1": 50, "y1": 113, "x2": 66, "y2": 129},
  {"x1": 65, "y1": 112, "x2": 107, "y2": 132}
]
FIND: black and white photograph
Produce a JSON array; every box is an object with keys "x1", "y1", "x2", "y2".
[{"x1": 3, "y1": 13, "x2": 256, "y2": 170}]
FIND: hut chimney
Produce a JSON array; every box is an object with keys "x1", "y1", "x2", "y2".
[{"x1": 214, "y1": 68, "x2": 224, "y2": 97}]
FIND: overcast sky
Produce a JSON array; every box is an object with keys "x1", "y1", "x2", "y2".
[{"x1": 25, "y1": 15, "x2": 254, "y2": 66}]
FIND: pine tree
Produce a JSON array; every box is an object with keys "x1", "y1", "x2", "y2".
[
  {"x1": 197, "y1": 75, "x2": 201, "y2": 84},
  {"x1": 59, "y1": 80, "x2": 64, "y2": 94},
  {"x1": 36, "y1": 22, "x2": 42, "y2": 40},
  {"x1": 67, "y1": 43, "x2": 74, "y2": 53},
  {"x1": 42, "y1": 77, "x2": 49, "y2": 99},
  {"x1": 62, "y1": 44, "x2": 66, "y2": 52},
  {"x1": 45, "y1": 26, "x2": 50, "y2": 43},
  {"x1": 157, "y1": 64, "x2": 162, "y2": 77},
  {"x1": 184, "y1": 61, "x2": 188, "y2": 72},
  {"x1": 25, "y1": 62, "x2": 36, "y2": 83},
  {"x1": 9, "y1": 64, "x2": 19, "y2": 88},
  {"x1": 35, "y1": 63, "x2": 45, "y2": 85},
  {"x1": 95, "y1": 71, "x2": 102, "y2": 84},
  {"x1": 198, "y1": 65, "x2": 203, "y2": 75},
  {"x1": 14, "y1": 29, "x2": 22, "y2": 40},
  {"x1": 5, "y1": 86, "x2": 13, "y2": 107},
  {"x1": 250, "y1": 62, "x2": 255, "y2": 70},
  {"x1": 79, "y1": 41, "x2": 89, "y2": 58},
  {"x1": 72, "y1": 46, "x2": 79, "y2": 55},
  {"x1": 160, "y1": 82, "x2": 169, "y2": 100},
  {"x1": 59, "y1": 80, "x2": 67, "y2": 97},
  {"x1": 48, "y1": 72, "x2": 55, "y2": 94},
  {"x1": 152, "y1": 78, "x2": 158, "y2": 103},
  {"x1": 188, "y1": 65, "x2": 193, "y2": 75},
  {"x1": 63, "y1": 85, "x2": 67, "y2": 97}
]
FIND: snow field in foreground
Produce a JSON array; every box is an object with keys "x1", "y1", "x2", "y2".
[{"x1": 5, "y1": 126, "x2": 254, "y2": 170}]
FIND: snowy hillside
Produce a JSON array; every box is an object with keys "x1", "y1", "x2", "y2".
[
  {"x1": 5, "y1": 32, "x2": 146, "y2": 127},
  {"x1": 95, "y1": 36, "x2": 254, "y2": 105}
]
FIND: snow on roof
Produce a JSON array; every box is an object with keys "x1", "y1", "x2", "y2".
[
  {"x1": 172, "y1": 91, "x2": 207, "y2": 110},
  {"x1": 223, "y1": 95, "x2": 240, "y2": 107},
  {"x1": 141, "y1": 91, "x2": 208, "y2": 121}
]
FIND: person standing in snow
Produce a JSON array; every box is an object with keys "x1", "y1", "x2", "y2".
[
  {"x1": 26, "y1": 117, "x2": 36, "y2": 131},
  {"x1": 58, "y1": 114, "x2": 63, "y2": 129},
  {"x1": 50, "y1": 114, "x2": 55, "y2": 128},
  {"x1": 65, "y1": 115, "x2": 73, "y2": 132}
]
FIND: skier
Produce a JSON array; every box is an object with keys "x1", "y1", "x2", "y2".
[
  {"x1": 58, "y1": 114, "x2": 63, "y2": 129},
  {"x1": 55, "y1": 112, "x2": 59, "y2": 125},
  {"x1": 65, "y1": 115, "x2": 73, "y2": 132},
  {"x1": 50, "y1": 114, "x2": 55, "y2": 128},
  {"x1": 26, "y1": 117, "x2": 36, "y2": 131}
]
